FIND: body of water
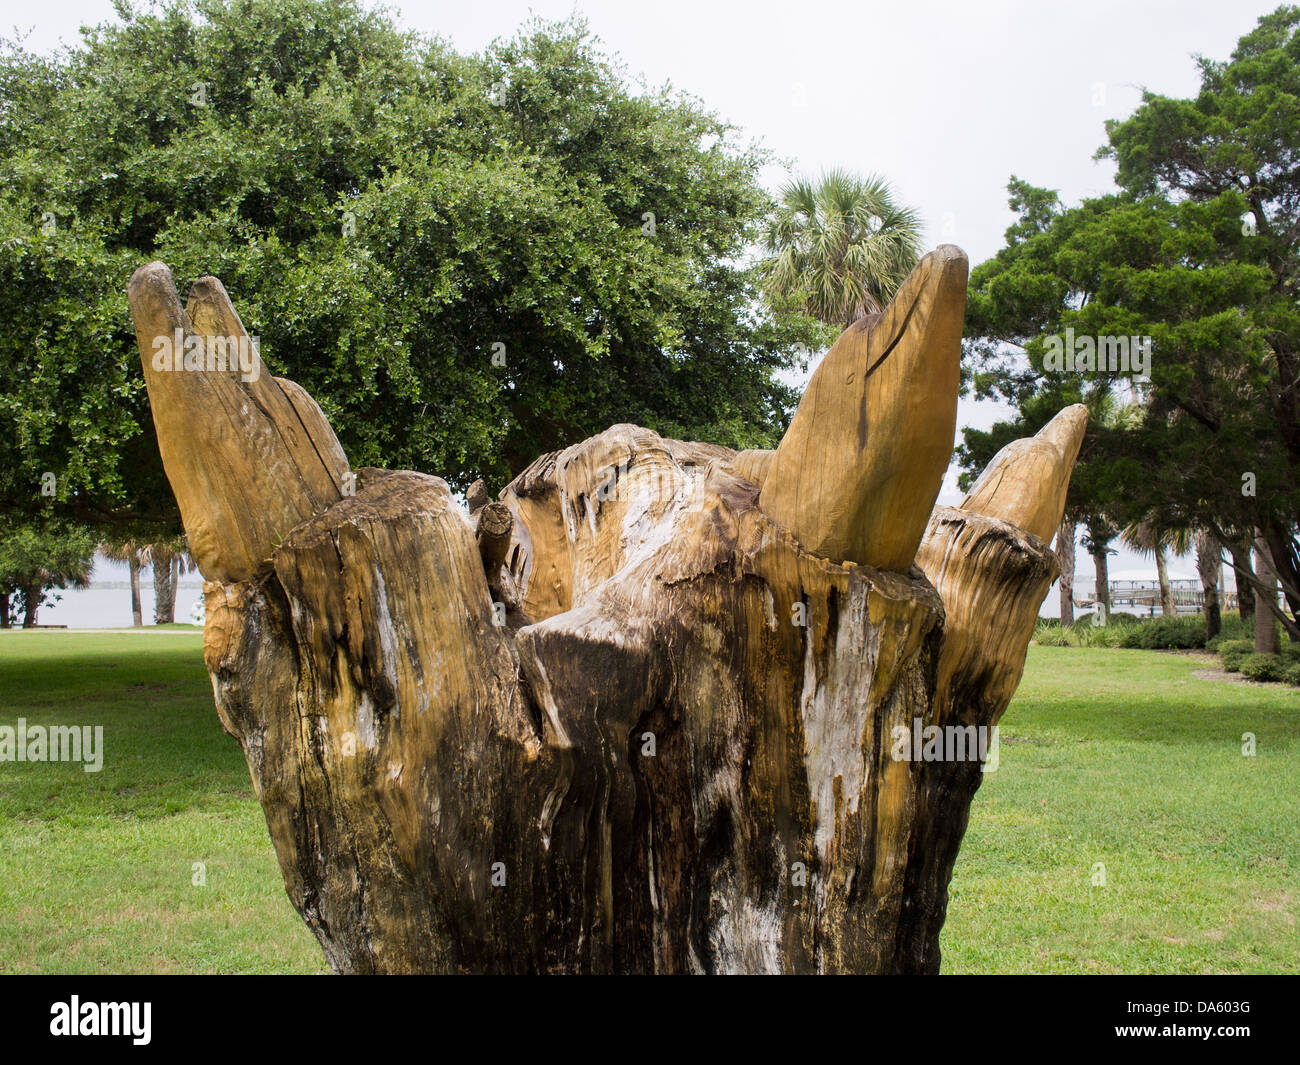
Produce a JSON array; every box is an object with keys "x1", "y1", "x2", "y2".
[
  {"x1": 16, "y1": 556, "x2": 1243, "y2": 628},
  {"x1": 30, "y1": 585, "x2": 205, "y2": 629}
]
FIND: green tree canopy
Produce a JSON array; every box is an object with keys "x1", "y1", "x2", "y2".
[
  {"x1": 961, "y1": 6, "x2": 1300, "y2": 626},
  {"x1": 0, "y1": 0, "x2": 823, "y2": 535},
  {"x1": 0, "y1": 517, "x2": 96, "y2": 626},
  {"x1": 1100, "y1": 3, "x2": 1300, "y2": 608}
]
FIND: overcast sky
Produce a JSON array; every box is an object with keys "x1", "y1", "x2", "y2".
[
  {"x1": 11, "y1": 0, "x2": 1279, "y2": 583},
  {"x1": 13, "y1": 0, "x2": 1278, "y2": 264}
]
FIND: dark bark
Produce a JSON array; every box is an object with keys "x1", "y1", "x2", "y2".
[
  {"x1": 21, "y1": 582, "x2": 40, "y2": 627},
  {"x1": 1092, "y1": 546, "x2": 1110, "y2": 622},
  {"x1": 152, "y1": 550, "x2": 177, "y2": 625},
  {"x1": 1259, "y1": 520, "x2": 1300, "y2": 641},
  {"x1": 1232, "y1": 539, "x2": 1255, "y2": 620},
  {"x1": 129, "y1": 554, "x2": 143, "y2": 627},
  {"x1": 1195, "y1": 530, "x2": 1221, "y2": 641},
  {"x1": 1254, "y1": 533, "x2": 1279, "y2": 654},
  {"x1": 1224, "y1": 532, "x2": 1300, "y2": 642},
  {"x1": 1055, "y1": 518, "x2": 1076, "y2": 625}
]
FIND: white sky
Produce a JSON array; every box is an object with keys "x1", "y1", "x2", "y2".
[
  {"x1": 10, "y1": 0, "x2": 1275, "y2": 265},
  {"x1": 10, "y1": 0, "x2": 1271, "y2": 581}
]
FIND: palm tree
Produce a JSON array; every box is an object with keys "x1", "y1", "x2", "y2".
[
  {"x1": 144, "y1": 537, "x2": 196, "y2": 625},
  {"x1": 1226, "y1": 531, "x2": 1255, "y2": 621},
  {"x1": 1194, "y1": 528, "x2": 1223, "y2": 639},
  {"x1": 1082, "y1": 516, "x2": 1118, "y2": 622},
  {"x1": 1075, "y1": 389, "x2": 1142, "y2": 623},
  {"x1": 1054, "y1": 514, "x2": 1079, "y2": 624},
  {"x1": 99, "y1": 537, "x2": 145, "y2": 626},
  {"x1": 100, "y1": 536, "x2": 197, "y2": 626},
  {"x1": 1121, "y1": 517, "x2": 1190, "y2": 618},
  {"x1": 758, "y1": 169, "x2": 922, "y2": 327},
  {"x1": 1253, "y1": 530, "x2": 1281, "y2": 654}
]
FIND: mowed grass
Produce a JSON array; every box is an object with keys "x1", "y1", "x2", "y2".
[
  {"x1": 941, "y1": 646, "x2": 1300, "y2": 973},
  {"x1": 0, "y1": 634, "x2": 1296, "y2": 973},
  {"x1": 0, "y1": 630, "x2": 326, "y2": 973}
]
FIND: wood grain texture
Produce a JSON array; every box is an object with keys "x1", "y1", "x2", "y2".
[
  {"x1": 128, "y1": 263, "x2": 348, "y2": 582},
  {"x1": 131, "y1": 250, "x2": 1085, "y2": 973},
  {"x1": 958, "y1": 404, "x2": 1088, "y2": 542},
  {"x1": 758, "y1": 245, "x2": 967, "y2": 572}
]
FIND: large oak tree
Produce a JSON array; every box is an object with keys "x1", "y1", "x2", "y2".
[{"x1": 0, "y1": 0, "x2": 824, "y2": 535}]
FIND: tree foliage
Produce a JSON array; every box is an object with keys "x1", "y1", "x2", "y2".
[
  {"x1": 758, "y1": 168, "x2": 921, "y2": 326},
  {"x1": 0, "y1": 518, "x2": 96, "y2": 626},
  {"x1": 0, "y1": 0, "x2": 823, "y2": 535},
  {"x1": 961, "y1": 5, "x2": 1300, "y2": 626}
]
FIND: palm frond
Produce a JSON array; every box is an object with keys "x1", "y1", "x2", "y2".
[{"x1": 760, "y1": 168, "x2": 923, "y2": 326}]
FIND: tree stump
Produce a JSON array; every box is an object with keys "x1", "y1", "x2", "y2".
[{"x1": 128, "y1": 245, "x2": 1086, "y2": 973}]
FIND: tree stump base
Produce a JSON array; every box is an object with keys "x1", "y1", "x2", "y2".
[{"x1": 128, "y1": 247, "x2": 1086, "y2": 973}]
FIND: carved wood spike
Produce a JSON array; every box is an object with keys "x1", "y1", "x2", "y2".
[{"x1": 128, "y1": 248, "x2": 1085, "y2": 973}]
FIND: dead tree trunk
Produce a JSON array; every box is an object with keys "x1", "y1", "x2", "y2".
[{"x1": 128, "y1": 247, "x2": 1085, "y2": 974}]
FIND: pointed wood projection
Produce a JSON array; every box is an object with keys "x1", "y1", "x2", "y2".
[{"x1": 129, "y1": 248, "x2": 1085, "y2": 973}]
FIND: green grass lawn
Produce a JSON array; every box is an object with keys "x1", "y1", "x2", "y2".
[
  {"x1": 941, "y1": 646, "x2": 1300, "y2": 973},
  {"x1": 0, "y1": 630, "x2": 326, "y2": 974},
  {"x1": 0, "y1": 633, "x2": 1296, "y2": 973}
]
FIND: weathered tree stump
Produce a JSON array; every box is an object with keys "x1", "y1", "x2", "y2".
[{"x1": 128, "y1": 245, "x2": 1085, "y2": 973}]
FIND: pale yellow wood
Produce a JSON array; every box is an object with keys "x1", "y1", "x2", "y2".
[
  {"x1": 130, "y1": 249, "x2": 1087, "y2": 975},
  {"x1": 757, "y1": 244, "x2": 968, "y2": 572},
  {"x1": 728, "y1": 448, "x2": 773, "y2": 488},
  {"x1": 957, "y1": 404, "x2": 1088, "y2": 542},
  {"x1": 128, "y1": 263, "x2": 348, "y2": 582}
]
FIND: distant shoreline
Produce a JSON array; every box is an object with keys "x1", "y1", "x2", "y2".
[{"x1": 82, "y1": 581, "x2": 205, "y2": 590}]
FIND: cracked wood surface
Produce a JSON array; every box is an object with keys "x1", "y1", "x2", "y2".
[{"x1": 129, "y1": 249, "x2": 1086, "y2": 973}]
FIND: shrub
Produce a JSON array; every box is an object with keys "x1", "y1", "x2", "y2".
[
  {"x1": 1240, "y1": 653, "x2": 1287, "y2": 683},
  {"x1": 1060, "y1": 612, "x2": 1140, "y2": 647},
  {"x1": 1206, "y1": 614, "x2": 1251, "y2": 651},
  {"x1": 1217, "y1": 612, "x2": 1250, "y2": 638},
  {"x1": 1033, "y1": 619, "x2": 1070, "y2": 646},
  {"x1": 1031, "y1": 612, "x2": 1266, "y2": 655},
  {"x1": 1118, "y1": 615, "x2": 1207, "y2": 650},
  {"x1": 1283, "y1": 663, "x2": 1300, "y2": 687},
  {"x1": 1219, "y1": 640, "x2": 1254, "y2": 673}
]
